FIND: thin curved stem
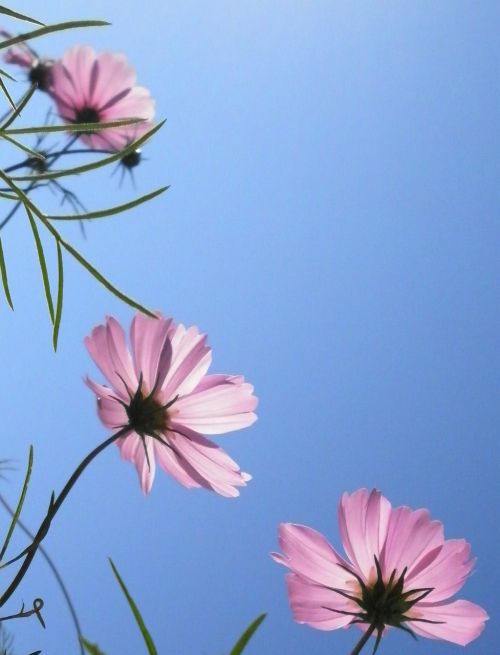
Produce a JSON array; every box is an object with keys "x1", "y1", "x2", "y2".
[
  {"x1": 0, "y1": 426, "x2": 129, "y2": 607},
  {"x1": 0, "y1": 494, "x2": 84, "y2": 655},
  {"x1": 3, "y1": 147, "x2": 115, "y2": 174},
  {"x1": 349, "y1": 623, "x2": 377, "y2": 655}
]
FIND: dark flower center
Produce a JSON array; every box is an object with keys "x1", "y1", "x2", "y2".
[
  {"x1": 74, "y1": 107, "x2": 101, "y2": 133},
  {"x1": 325, "y1": 557, "x2": 439, "y2": 652},
  {"x1": 360, "y1": 566, "x2": 417, "y2": 628},
  {"x1": 121, "y1": 148, "x2": 142, "y2": 169},
  {"x1": 29, "y1": 61, "x2": 53, "y2": 92},
  {"x1": 114, "y1": 373, "x2": 178, "y2": 440},
  {"x1": 126, "y1": 389, "x2": 166, "y2": 436},
  {"x1": 27, "y1": 150, "x2": 48, "y2": 174}
]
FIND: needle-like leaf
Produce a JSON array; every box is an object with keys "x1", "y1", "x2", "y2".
[
  {"x1": 0, "y1": 72, "x2": 15, "y2": 109},
  {"x1": 230, "y1": 614, "x2": 267, "y2": 655},
  {"x1": 4, "y1": 117, "x2": 143, "y2": 135},
  {"x1": 109, "y1": 558, "x2": 157, "y2": 655},
  {"x1": 0, "y1": 236, "x2": 13, "y2": 309},
  {"x1": 0, "y1": 6, "x2": 44, "y2": 25},
  {"x1": 80, "y1": 638, "x2": 107, "y2": 655},
  {"x1": 0, "y1": 83, "x2": 37, "y2": 130},
  {"x1": 0, "y1": 20, "x2": 109, "y2": 51},
  {"x1": 1, "y1": 132, "x2": 45, "y2": 159},
  {"x1": 0, "y1": 446, "x2": 33, "y2": 562},
  {"x1": 25, "y1": 206, "x2": 54, "y2": 324},
  {"x1": 52, "y1": 240, "x2": 63, "y2": 351},
  {"x1": 48, "y1": 186, "x2": 168, "y2": 221}
]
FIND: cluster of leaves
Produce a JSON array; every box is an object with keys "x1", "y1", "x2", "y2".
[
  {"x1": 81, "y1": 559, "x2": 266, "y2": 655},
  {"x1": 0, "y1": 446, "x2": 266, "y2": 654},
  {"x1": 0, "y1": 7, "x2": 167, "y2": 349}
]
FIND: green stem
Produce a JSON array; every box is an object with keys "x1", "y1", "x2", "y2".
[
  {"x1": 0, "y1": 494, "x2": 84, "y2": 655},
  {"x1": 349, "y1": 624, "x2": 377, "y2": 655},
  {"x1": 0, "y1": 426, "x2": 129, "y2": 607}
]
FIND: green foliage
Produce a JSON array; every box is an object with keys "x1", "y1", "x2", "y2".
[
  {"x1": 0, "y1": 6, "x2": 44, "y2": 25},
  {"x1": 53, "y1": 240, "x2": 64, "y2": 350},
  {"x1": 9, "y1": 121, "x2": 165, "y2": 182},
  {"x1": 80, "y1": 638, "x2": 108, "y2": 655},
  {"x1": 229, "y1": 613, "x2": 267, "y2": 655},
  {"x1": 48, "y1": 186, "x2": 169, "y2": 222},
  {"x1": 0, "y1": 236, "x2": 13, "y2": 309},
  {"x1": 26, "y1": 206, "x2": 54, "y2": 323},
  {"x1": 109, "y1": 558, "x2": 158, "y2": 655},
  {"x1": 0, "y1": 20, "x2": 109, "y2": 52},
  {"x1": 0, "y1": 446, "x2": 33, "y2": 562},
  {"x1": 0, "y1": 15, "x2": 164, "y2": 342}
]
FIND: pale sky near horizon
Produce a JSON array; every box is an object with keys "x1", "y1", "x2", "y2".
[{"x1": 0, "y1": 2, "x2": 498, "y2": 655}]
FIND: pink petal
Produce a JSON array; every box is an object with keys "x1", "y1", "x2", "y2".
[
  {"x1": 381, "y1": 506, "x2": 444, "y2": 580},
  {"x1": 272, "y1": 523, "x2": 352, "y2": 589},
  {"x1": 117, "y1": 432, "x2": 141, "y2": 462},
  {"x1": 285, "y1": 574, "x2": 356, "y2": 630},
  {"x1": 125, "y1": 434, "x2": 155, "y2": 495},
  {"x1": 4, "y1": 48, "x2": 33, "y2": 68},
  {"x1": 153, "y1": 437, "x2": 204, "y2": 490},
  {"x1": 50, "y1": 63, "x2": 79, "y2": 117},
  {"x1": 173, "y1": 376, "x2": 257, "y2": 434},
  {"x1": 84, "y1": 318, "x2": 137, "y2": 396},
  {"x1": 58, "y1": 45, "x2": 95, "y2": 108},
  {"x1": 166, "y1": 423, "x2": 249, "y2": 497},
  {"x1": 87, "y1": 51, "x2": 136, "y2": 109},
  {"x1": 161, "y1": 324, "x2": 212, "y2": 399},
  {"x1": 85, "y1": 378, "x2": 127, "y2": 429},
  {"x1": 130, "y1": 313, "x2": 173, "y2": 392},
  {"x1": 105, "y1": 317, "x2": 138, "y2": 391},
  {"x1": 408, "y1": 600, "x2": 488, "y2": 645},
  {"x1": 101, "y1": 85, "x2": 155, "y2": 121},
  {"x1": 338, "y1": 489, "x2": 391, "y2": 582},
  {"x1": 406, "y1": 539, "x2": 475, "y2": 603}
]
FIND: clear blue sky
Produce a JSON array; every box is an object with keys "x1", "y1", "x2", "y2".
[{"x1": 0, "y1": 2, "x2": 498, "y2": 654}]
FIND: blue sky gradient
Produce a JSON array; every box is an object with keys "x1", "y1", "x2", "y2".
[{"x1": 0, "y1": 2, "x2": 498, "y2": 654}]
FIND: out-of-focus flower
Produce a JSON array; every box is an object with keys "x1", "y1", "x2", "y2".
[
  {"x1": 49, "y1": 45, "x2": 154, "y2": 149},
  {"x1": 85, "y1": 314, "x2": 257, "y2": 496},
  {"x1": 272, "y1": 488, "x2": 488, "y2": 651},
  {"x1": 1, "y1": 30, "x2": 54, "y2": 91}
]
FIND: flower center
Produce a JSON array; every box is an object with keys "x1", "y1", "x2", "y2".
[
  {"x1": 121, "y1": 148, "x2": 142, "y2": 169},
  {"x1": 126, "y1": 390, "x2": 166, "y2": 436},
  {"x1": 29, "y1": 60, "x2": 52, "y2": 92},
  {"x1": 361, "y1": 571, "x2": 412, "y2": 628},
  {"x1": 329, "y1": 557, "x2": 435, "y2": 644},
  {"x1": 74, "y1": 106, "x2": 101, "y2": 132}
]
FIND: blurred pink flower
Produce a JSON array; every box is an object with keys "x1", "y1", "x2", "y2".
[
  {"x1": 49, "y1": 45, "x2": 154, "y2": 149},
  {"x1": 85, "y1": 314, "x2": 257, "y2": 496},
  {"x1": 1, "y1": 30, "x2": 54, "y2": 91},
  {"x1": 272, "y1": 489, "x2": 487, "y2": 650}
]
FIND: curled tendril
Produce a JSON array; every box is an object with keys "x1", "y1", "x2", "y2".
[{"x1": 0, "y1": 596, "x2": 45, "y2": 627}]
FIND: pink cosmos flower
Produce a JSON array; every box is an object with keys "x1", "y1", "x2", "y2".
[
  {"x1": 49, "y1": 45, "x2": 154, "y2": 149},
  {"x1": 1, "y1": 30, "x2": 54, "y2": 91},
  {"x1": 272, "y1": 489, "x2": 487, "y2": 651},
  {"x1": 85, "y1": 314, "x2": 257, "y2": 497}
]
